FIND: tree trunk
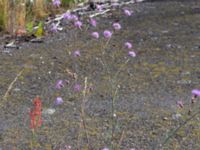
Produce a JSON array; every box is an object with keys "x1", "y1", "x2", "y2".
[
  {"x1": 16, "y1": 0, "x2": 26, "y2": 35},
  {"x1": 33, "y1": 0, "x2": 47, "y2": 18},
  {"x1": 3, "y1": 0, "x2": 16, "y2": 34},
  {"x1": 2, "y1": 0, "x2": 26, "y2": 35}
]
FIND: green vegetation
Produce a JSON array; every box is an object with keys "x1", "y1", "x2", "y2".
[{"x1": 0, "y1": 0, "x2": 85, "y2": 34}]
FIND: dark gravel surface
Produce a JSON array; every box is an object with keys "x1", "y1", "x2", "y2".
[{"x1": 0, "y1": 0, "x2": 200, "y2": 149}]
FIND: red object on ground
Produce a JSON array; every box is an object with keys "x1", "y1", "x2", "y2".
[
  {"x1": 16, "y1": 28, "x2": 26, "y2": 36},
  {"x1": 29, "y1": 96, "x2": 42, "y2": 129}
]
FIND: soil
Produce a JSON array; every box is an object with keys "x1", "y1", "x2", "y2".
[{"x1": 0, "y1": 0, "x2": 200, "y2": 149}]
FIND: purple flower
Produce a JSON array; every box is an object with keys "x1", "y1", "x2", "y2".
[
  {"x1": 128, "y1": 51, "x2": 136, "y2": 57},
  {"x1": 91, "y1": 32, "x2": 99, "y2": 39},
  {"x1": 124, "y1": 9, "x2": 132, "y2": 16},
  {"x1": 112, "y1": 23, "x2": 121, "y2": 30},
  {"x1": 192, "y1": 89, "x2": 200, "y2": 97},
  {"x1": 102, "y1": 148, "x2": 109, "y2": 150},
  {"x1": 74, "y1": 21, "x2": 82, "y2": 29},
  {"x1": 176, "y1": 100, "x2": 184, "y2": 108},
  {"x1": 96, "y1": 5, "x2": 103, "y2": 11},
  {"x1": 64, "y1": 145, "x2": 72, "y2": 150},
  {"x1": 63, "y1": 12, "x2": 72, "y2": 20},
  {"x1": 52, "y1": 0, "x2": 61, "y2": 7},
  {"x1": 89, "y1": 18, "x2": 97, "y2": 27},
  {"x1": 103, "y1": 30, "x2": 112, "y2": 39},
  {"x1": 55, "y1": 80, "x2": 64, "y2": 89},
  {"x1": 55, "y1": 97, "x2": 63, "y2": 105},
  {"x1": 50, "y1": 23, "x2": 58, "y2": 32},
  {"x1": 71, "y1": 14, "x2": 78, "y2": 21},
  {"x1": 125, "y1": 42, "x2": 132, "y2": 49},
  {"x1": 72, "y1": 50, "x2": 81, "y2": 57},
  {"x1": 74, "y1": 84, "x2": 81, "y2": 92}
]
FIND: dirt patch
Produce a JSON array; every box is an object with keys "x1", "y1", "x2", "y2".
[{"x1": 0, "y1": 0, "x2": 200, "y2": 149}]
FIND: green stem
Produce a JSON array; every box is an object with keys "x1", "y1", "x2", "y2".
[
  {"x1": 112, "y1": 59, "x2": 130, "y2": 84},
  {"x1": 111, "y1": 85, "x2": 119, "y2": 149},
  {"x1": 161, "y1": 109, "x2": 200, "y2": 147}
]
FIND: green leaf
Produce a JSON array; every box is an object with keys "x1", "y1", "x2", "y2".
[
  {"x1": 35, "y1": 22, "x2": 44, "y2": 37},
  {"x1": 26, "y1": 22, "x2": 34, "y2": 34}
]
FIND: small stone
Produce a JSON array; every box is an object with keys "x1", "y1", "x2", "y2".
[
  {"x1": 113, "y1": 113, "x2": 117, "y2": 117},
  {"x1": 42, "y1": 108, "x2": 56, "y2": 115},
  {"x1": 163, "y1": 117, "x2": 168, "y2": 121},
  {"x1": 13, "y1": 88, "x2": 21, "y2": 92},
  {"x1": 172, "y1": 113, "x2": 182, "y2": 120},
  {"x1": 30, "y1": 38, "x2": 43, "y2": 43}
]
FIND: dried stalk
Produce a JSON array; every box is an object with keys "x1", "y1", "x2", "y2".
[
  {"x1": 78, "y1": 77, "x2": 90, "y2": 149},
  {"x1": 0, "y1": 69, "x2": 24, "y2": 108},
  {"x1": 117, "y1": 130, "x2": 125, "y2": 150}
]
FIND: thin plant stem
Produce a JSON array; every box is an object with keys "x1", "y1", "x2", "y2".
[
  {"x1": 84, "y1": 24, "x2": 90, "y2": 32},
  {"x1": 161, "y1": 108, "x2": 200, "y2": 148},
  {"x1": 112, "y1": 59, "x2": 130, "y2": 84},
  {"x1": 82, "y1": 77, "x2": 90, "y2": 148},
  {"x1": 30, "y1": 129, "x2": 36, "y2": 150},
  {"x1": 1, "y1": 69, "x2": 24, "y2": 108},
  {"x1": 110, "y1": 58, "x2": 130, "y2": 149},
  {"x1": 78, "y1": 77, "x2": 90, "y2": 149},
  {"x1": 117, "y1": 129, "x2": 125, "y2": 150},
  {"x1": 111, "y1": 85, "x2": 119, "y2": 149},
  {"x1": 99, "y1": 38, "x2": 112, "y2": 84},
  {"x1": 99, "y1": 36, "x2": 131, "y2": 149},
  {"x1": 102, "y1": 38, "x2": 111, "y2": 55}
]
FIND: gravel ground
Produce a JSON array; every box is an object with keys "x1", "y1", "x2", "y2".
[{"x1": 0, "y1": 0, "x2": 200, "y2": 149}]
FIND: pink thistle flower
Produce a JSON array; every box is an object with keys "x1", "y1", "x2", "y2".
[
  {"x1": 71, "y1": 14, "x2": 78, "y2": 21},
  {"x1": 176, "y1": 100, "x2": 184, "y2": 108},
  {"x1": 96, "y1": 5, "x2": 103, "y2": 11},
  {"x1": 64, "y1": 145, "x2": 72, "y2": 150},
  {"x1": 89, "y1": 18, "x2": 97, "y2": 27},
  {"x1": 103, "y1": 30, "x2": 112, "y2": 39},
  {"x1": 55, "y1": 97, "x2": 63, "y2": 105},
  {"x1": 125, "y1": 42, "x2": 132, "y2": 49},
  {"x1": 55, "y1": 80, "x2": 64, "y2": 89},
  {"x1": 91, "y1": 32, "x2": 99, "y2": 39},
  {"x1": 50, "y1": 23, "x2": 58, "y2": 32},
  {"x1": 192, "y1": 89, "x2": 200, "y2": 97},
  {"x1": 74, "y1": 84, "x2": 81, "y2": 92},
  {"x1": 63, "y1": 12, "x2": 72, "y2": 20},
  {"x1": 124, "y1": 9, "x2": 132, "y2": 16},
  {"x1": 112, "y1": 22, "x2": 121, "y2": 30},
  {"x1": 74, "y1": 21, "x2": 82, "y2": 29},
  {"x1": 128, "y1": 51, "x2": 136, "y2": 57},
  {"x1": 52, "y1": 0, "x2": 61, "y2": 7},
  {"x1": 72, "y1": 50, "x2": 81, "y2": 57},
  {"x1": 102, "y1": 148, "x2": 109, "y2": 150}
]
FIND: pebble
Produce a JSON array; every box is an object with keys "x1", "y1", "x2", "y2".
[
  {"x1": 42, "y1": 108, "x2": 56, "y2": 115},
  {"x1": 13, "y1": 88, "x2": 21, "y2": 92},
  {"x1": 163, "y1": 117, "x2": 168, "y2": 121},
  {"x1": 177, "y1": 80, "x2": 192, "y2": 85},
  {"x1": 172, "y1": 113, "x2": 182, "y2": 120}
]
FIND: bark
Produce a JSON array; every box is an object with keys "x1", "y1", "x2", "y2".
[
  {"x1": 33, "y1": 0, "x2": 47, "y2": 18},
  {"x1": 2, "y1": 0, "x2": 26, "y2": 34},
  {"x1": 16, "y1": 0, "x2": 26, "y2": 33}
]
